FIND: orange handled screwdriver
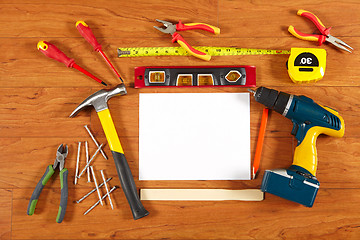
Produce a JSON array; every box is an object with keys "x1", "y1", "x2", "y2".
[
  {"x1": 76, "y1": 21, "x2": 124, "y2": 83},
  {"x1": 37, "y1": 41, "x2": 108, "y2": 86}
]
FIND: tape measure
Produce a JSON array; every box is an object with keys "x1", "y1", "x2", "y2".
[
  {"x1": 118, "y1": 47, "x2": 290, "y2": 57},
  {"x1": 286, "y1": 48, "x2": 327, "y2": 83}
]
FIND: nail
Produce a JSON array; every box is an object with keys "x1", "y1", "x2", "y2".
[
  {"x1": 85, "y1": 141, "x2": 90, "y2": 182},
  {"x1": 90, "y1": 166, "x2": 103, "y2": 206},
  {"x1": 76, "y1": 177, "x2": 112, "y2": 203},
  {"x1": 84, "y1": 125, "x2": 108, "y2": 160},
  {"x1": 78, "y1": 143, "x2": 103, "y2": 178},
  {"x1": 100, "y1": 170, "x2": 114, "y2": 210},
  {"x1": 83, "y1": 186, "x2": 117, "y2": 215},
  {"x1": 74, "y1": 142, "x2": 81, "y2": 185}
]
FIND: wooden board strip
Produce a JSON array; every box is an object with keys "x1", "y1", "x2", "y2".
[{"x1": 140, "y1": 189, "x2": 264, "y2": 201}]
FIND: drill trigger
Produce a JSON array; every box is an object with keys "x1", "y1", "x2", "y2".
[{"x1": 291, "y1": 122, "x2": 299, "y2": 136}]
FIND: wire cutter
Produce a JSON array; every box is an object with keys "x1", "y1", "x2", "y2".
[
  {"x1": 288, "y1": 10, "x2": 353, "y2": 53},
  {"x1": 154, "y1": 19, "x2": 220, "y2": 61},
  {"x1": 27, "y1": 144, "x2": 69, "y2": 223}
]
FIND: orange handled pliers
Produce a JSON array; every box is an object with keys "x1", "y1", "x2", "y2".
[
  {"x1": 154, "y1": 19, "x2": 220, "y2": 61},
  {"x1": 288, "y1": 10, "x2": 353, "y2": 53}
]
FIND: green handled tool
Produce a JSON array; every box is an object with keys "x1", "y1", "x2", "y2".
[{"x1": 27, "y1": 144, "x2": 69, "y2": 223}]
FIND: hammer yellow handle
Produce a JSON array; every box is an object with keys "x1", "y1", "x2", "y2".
[
  {"x1": 97, "y1": 109, "x2": 124, "y2": 154},
  {"x1": 97, "y1": 109, "x2": 149, "y2": 220}
]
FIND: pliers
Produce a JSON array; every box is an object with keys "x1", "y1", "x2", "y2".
[
  {"x1": 27, "y1": 144, "x2": 69, "y2": 223},
  {"x1": 288, "y1": 10, "x2": 353, "y2": 53},
  {"x1": 154, "y1": 19, "x2": 220, "y2": 61}
]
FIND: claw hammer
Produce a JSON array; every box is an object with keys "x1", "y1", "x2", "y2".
[{"x1": 69, "y1": 84, "x2": 149, "y2": 220}]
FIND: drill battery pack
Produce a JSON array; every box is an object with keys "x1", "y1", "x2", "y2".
[{"x1": 261, "y1": 167, "x2": 320, "y2": 207}]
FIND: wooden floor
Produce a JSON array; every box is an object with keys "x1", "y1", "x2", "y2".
[{"x1": 1, "y1": 0, "x2": 359, "y2": 239}]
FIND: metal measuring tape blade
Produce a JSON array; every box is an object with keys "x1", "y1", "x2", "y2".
[{"x1": 118, "y1": 46, "x2": 290, "y2": 57}]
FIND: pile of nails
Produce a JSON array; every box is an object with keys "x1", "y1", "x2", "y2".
[{"x1": 74, "y1": 125, "x2": 117, "y2": 215}]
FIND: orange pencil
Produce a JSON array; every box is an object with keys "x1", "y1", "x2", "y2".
[{"x1": 252, "y1": 108, "x2": 269, "y2": 179}]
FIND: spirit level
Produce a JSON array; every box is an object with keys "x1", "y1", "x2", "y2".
[{"x1": 134, "y1": 66, "x2": 256, "y2": 88}]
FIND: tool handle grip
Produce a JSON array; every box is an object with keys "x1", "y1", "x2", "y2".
[
  {"x1": 112, "y1": 151, "x2": 149, "y2": 219},
  {"x1": 37, "y1": 41, "x2": 75, "y2": 68},
  {"x1": 172, "y1": 32, "x2": 211, "y2": 61},
  {"x1": 292, "y1": 130, "x2": 319, "y2": 176},
  {"x1": 98, "y1": 109, "x2": 148, "y2": 220},
  {"x1": 297, "y1": 9, "x2": 330, "y2": 36},
  {"x1": 27, "y1": 165, "x2": 55, "y2": 215},
  {"x1": 176, "y1": 20, "x2": 220, "y2": 35},
  {"x1": 76, "y1": 21, "x2": 102, "y2": 52},
  {"x1": 288, "y1": 26, "x2": 327, "y2": 45},
  {"x1": 56, "y1": 169, "x2": 68, "y2": 223}
]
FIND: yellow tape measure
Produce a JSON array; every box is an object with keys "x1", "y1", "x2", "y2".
[{"x1": 118, "y1": 47, "x2": 290, "y2": 57}]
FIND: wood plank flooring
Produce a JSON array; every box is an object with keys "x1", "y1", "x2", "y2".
[{"x1": 0, "y1": 0, "x2": 359, "y2": 239}]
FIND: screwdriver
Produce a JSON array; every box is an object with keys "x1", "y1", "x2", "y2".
[
  {"x1": 37, "y1": 41, "x2": 108, "y2": 86},
  {"x1": 76, "y1": 21, "x2": 124, "y2": 83}
]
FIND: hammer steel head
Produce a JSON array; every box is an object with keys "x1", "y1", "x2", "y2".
[{"x1": 69, "y1": 84, "x2": 127, "y2": 118}]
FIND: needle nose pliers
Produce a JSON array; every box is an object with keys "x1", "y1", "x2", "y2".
[
  {"x1": 288, "y1": 9, "x2": 353, "y2": 53},
  {"x1": 154, "y1": 19, "x2": 220, "y2": 61},
  {"x1": 27, "y1": 144, "x2": 69, "y2": 223}
]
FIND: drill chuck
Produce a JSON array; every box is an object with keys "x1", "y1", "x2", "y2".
[{"x1": 253, "y1": 87, "x2": 291, "y2": 115}]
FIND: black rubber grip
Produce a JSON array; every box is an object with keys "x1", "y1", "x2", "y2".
[
  {"x1": 111, "y1": 151, "x2": 149, "y2": 220},
  {"x1": 56, "y1": 169, "x2": 68, "y2": 223}
]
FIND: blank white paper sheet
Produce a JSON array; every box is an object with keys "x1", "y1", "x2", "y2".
[{"x1": 139, "y1": 93, "x2": 251, "y2": 180}]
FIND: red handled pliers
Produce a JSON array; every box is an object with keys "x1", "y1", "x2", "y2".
[
  {"x1": 288, "y1": 10, "x2": 353, "y2": 53},
  {"x1": 154, "y1": 19, "x2": 220, "y2": 61}
]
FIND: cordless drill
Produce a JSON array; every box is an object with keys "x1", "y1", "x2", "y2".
[{"x1": 250, "y1": 87, "x2": 345, "y2": 207}]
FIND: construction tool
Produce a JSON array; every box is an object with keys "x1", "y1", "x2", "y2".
[
  {"x1": 252, "y1": 108, "x2": 269, "y2": 179},
  {"x1": 100, "y1": 170, "x2": 114, "y2": 209},
  {"x1": 85, "y1": 141, "x2": 91, "y2": 182},
  {"x1": 76, "y1": 21, "x2": 124, "y2": 83},
  {"x1": 69, "y1": 84, "x2": 149, "y2": 220},
  {"x1": 75, "y1": 142, "x2": 81, "y2": 185},
  {"x1": 118, "y1": 46, "x2": 290, "y2": 58},
  {"x1": 37, "y1": 41, "x2": 108, "y2": 86},
  {"x1": 78, "y1": 143, "x2": 104, "y2": 178},
  {"x1": 90, "y1": 166, "x2": 103, "y2": 206},
  {"x1": 134, "y1": 66, "x2": 256, "y2": 88},
  {"x1": 288, "y1": 9, "x2": 353, "y2": 53},
  {"x1": 84, "y1": 125, "x2": 108, "y2": 160},
  {"x1": 154, "y1": 19, "x2": 220, "y2": 61},
  {"x1": 249, "y1": 87, "x2": 345, "y2": 207},
  {"x1": 27, "y1": 144, "x2": 68, "y2": 223},
  {"x1": 76, "y1": 177, "x2": 112, "y2": 203},
  {"x1": 286, "y1": 48, "x2": 327, "y2": 83},
  {"x1": 84, "y1": 186, "x2": 118, "y2": 215}
]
